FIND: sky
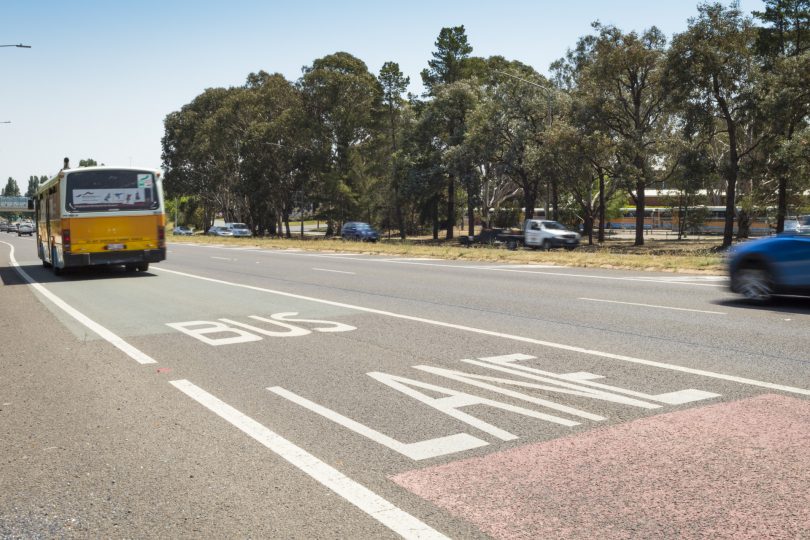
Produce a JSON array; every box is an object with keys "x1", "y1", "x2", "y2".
[{"x1": 0, "y1": 0, "x2": 766, "y2": 188}]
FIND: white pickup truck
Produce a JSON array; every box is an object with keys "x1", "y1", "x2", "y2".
[{"x1": 498, "y1": 219, "x2": 581, "y2": 250}]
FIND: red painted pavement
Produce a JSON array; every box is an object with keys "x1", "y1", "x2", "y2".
[{"x1": 391, "y1": 394, "x2": 810, "y2": 539}]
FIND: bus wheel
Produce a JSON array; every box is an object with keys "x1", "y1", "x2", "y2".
[
  {"x1": 53, "y1": 265, "x2": 62, "y2": 276},
  {"x1": 125, "y1": 263, "x2": 137, "y2": 272},
  {"x1": 137, "y1": 263, "x2": 149, "y2": 272}
]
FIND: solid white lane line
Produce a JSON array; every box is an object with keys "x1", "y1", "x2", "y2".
[
  {"x1": 312, "y1": 267, "x2": 356, "y2": 275},
  {"x1": 579, "y1": 297, "x2": 727, "y2": 315},
  {"x1": 170, "y1": 380, "x2": 448, "y2": 540},
  {"x1": 2, "y1": 242, "x2": 157, "y2": 364},
  {"x1": 154, "y1": 266, "x2": 810, "y2": 396},
  {"x1": 211, "y1": 256, "x2": 234, "y2": 261}
]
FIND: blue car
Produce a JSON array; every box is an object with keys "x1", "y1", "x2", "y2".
[
  {"x1": 341, "y1": 222, "x2": 379, "y2": 242},
  {"x1": 728, "y1": 231, "x2": 810, "y2": 302}
]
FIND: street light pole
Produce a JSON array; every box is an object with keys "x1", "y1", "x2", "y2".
[{"x1": 1, "y1": 45, "x2": 29, "y2": 125}]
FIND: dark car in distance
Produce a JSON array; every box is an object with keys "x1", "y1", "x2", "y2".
[
  {"x1": 341, "y1": 222, "x2": 379, "y2": 242},
  {"x1": 728, "y1": 231, "x2": 810, "y2": 302}
]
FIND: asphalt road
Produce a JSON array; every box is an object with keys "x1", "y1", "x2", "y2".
[{"x1": 2, "y1": 234, "x2": 809, "y2": 539}]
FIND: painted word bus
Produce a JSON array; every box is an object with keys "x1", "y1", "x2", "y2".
[{"x1": 35, "y1": 166, "x2": 166, "y2": 274}]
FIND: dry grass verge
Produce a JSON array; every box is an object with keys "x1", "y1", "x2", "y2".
[{"x1": 170, "y1": 234, "x2": 727, "y2": 274}]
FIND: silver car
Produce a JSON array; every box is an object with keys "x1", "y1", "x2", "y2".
[
  {"x1": 207, "y1": 226, "x2": 234, "y2": 237},
  {"x1": 226, "y1": 223, "x2": 252, "y2": 237},
  {"x1": 17, "y1": 222, "x2": 34, "y2": 236}
]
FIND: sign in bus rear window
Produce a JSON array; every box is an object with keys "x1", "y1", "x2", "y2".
[{"x1": 66, "y1": 170, "x2": 160, "y2": 212}]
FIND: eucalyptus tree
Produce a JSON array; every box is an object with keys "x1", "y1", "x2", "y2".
[
  {"x1": 400, "y1": 98, "x2": 448, "y2": 240},
  {"x1": 299, "y1": 52, "x2": 383, "y2": 233},
  {"x1": 560, "y1": 23, "x2": 673, "y2": 246},
  {"x1": 420, "y1": 80, "x2": 481, "y2": 239},
  {"x1": 162, "y1": 87, "x2": 234, "y2": 232},
  {"x1": 668, "y1": 3, "x2": 765, "y2": 247},
  {"x1": 544, "y1": 119, "x2": 619, "y2": 244},
  {"x1": 754, "y1": 1, "x2": 810, "y2": 231},
  {"x1": 241, "y1": 71, "x2": 313, "y2": 237},
  {"x1": 468, "y1": 62, "x2": 558, "y2": 224}
]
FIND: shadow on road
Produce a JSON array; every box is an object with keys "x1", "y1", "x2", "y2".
[
  {"x1": 714, "y1": 296, "x2": 810, "y2": 316},
  {"x1": 1, "y1": 263, "x2": 157, "y2": 285}
]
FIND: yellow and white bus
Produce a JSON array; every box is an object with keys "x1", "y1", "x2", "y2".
[{"x1": 35, "y1": 166, "x2": 166, "y2": 274}]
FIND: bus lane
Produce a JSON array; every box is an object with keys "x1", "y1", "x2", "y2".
[{"x1": 6, "y1": 238, "x2": 810, "y2": 538}]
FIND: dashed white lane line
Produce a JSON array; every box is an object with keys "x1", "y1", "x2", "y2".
[
  {"x1": 2, "y1": 242, "x2": 449, "y2": 539},
  {"x1": 579, "y1": 298, "x2": 727, "y2": 315},
  {"x1": 2, "y1": 242, "x2": 157, "y2": 365},
  {"x1": 154, "y1": 266, "x2": 810, "y2": 397},
  {"x1": 173, "y1": 243, "x2": 726, "y2": 287},
  {"x1": 170, "y1": 379, "x2": 449, "y2": 540},
  {"x1": 211, "y1": 256, "x2": 235, "y2": 261},
  {"x1": 312, "y1": 267, "x2": 356, "y2": 275}
]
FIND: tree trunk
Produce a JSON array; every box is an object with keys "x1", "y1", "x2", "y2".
[
  {"x1": 432, "y1": 196, "x2": 440, "y2": 240},
  {"x1": 776, "y1": 174, "x2": 787, "y2": 233},
  {"x1": 634, "y1": 178, "x2": 645, "y2": 246},
  {"x1": 551, "y1": 180, "x2": 559, "y2": 221},
  {"x1": 467, "y1": 188, "x2": 475, "y2": 237},
  {"x1": 523, "y1": 187, "x2": 536, "y2": 222},
  {"x1": 446, "y1": 176, "x2": 455, "y2": 239},
  {"x1": 598, "y1": 169, "x2": 606, "y2": 243},
  {"x1": 585, "y1": 213, "x2": 594, "y2": 245}
]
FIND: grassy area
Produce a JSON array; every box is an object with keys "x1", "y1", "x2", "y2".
[{"x1": 169, "y1": 233, "x2": 727, "y2": 274}]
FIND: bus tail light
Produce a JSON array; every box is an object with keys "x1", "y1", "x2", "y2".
[
  {"x1": 158, "y1": 225, "x2": 165, "y2": 248},
  {"x1": 62, "y1": 229, "x2": 71, "y2": 253}
]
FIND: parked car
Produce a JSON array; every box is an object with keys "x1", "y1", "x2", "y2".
[
  {"x1": 225, "y1": 222, "x2": 252, "y2": 237},
  {"x1": 17, "y1": 222, "x2": 34, "y2": 236},
  {"x1": 341, "y1": 221, "x2": 379, "y2": 242},
  {"x1": 728, "y1": 231, "x2": 810, "y2": 302},
  {"x1": 207, "y1": 226, "x2": 234, "y2": 237},
  {"x1": 796, "y1": 216, "x2": 810, "y2": 234},
  {"x1": 469, "y1": 220, "x2": 580, "y2": 250},
  {"x1": 173, "y1": 226, "x2": 193, "y2": 236}
]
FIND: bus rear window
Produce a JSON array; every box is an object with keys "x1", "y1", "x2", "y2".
[{"x1": 65, "y1": 170, "x2": 160, "y2": 212}]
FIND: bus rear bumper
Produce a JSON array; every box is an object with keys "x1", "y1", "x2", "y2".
[{"x1": 63, "y1": 248, "x2": 166, "y2": 268}]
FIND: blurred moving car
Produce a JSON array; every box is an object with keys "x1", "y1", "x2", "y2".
[
  {"x1": 17, "y1": 222, "x2": 34, "y2": 236},
  {"x1": 728, "y1": 230, "x2": 810, "y2": 302},
  {"x1": 207, "y1": 226, "x2": 234, "y2": 237},
  {"x1": 173, "y1": 226, "x2": 194, "y2": 236},
  {"x1": 341, "y1": 221, "x2": 379, "y2": 242},
  {"x1": 226, "y1": 223, "x2": 252, "y2": 237}
]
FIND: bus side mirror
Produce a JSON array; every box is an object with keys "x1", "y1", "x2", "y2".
[{"x1": 27, "y1": 199, "x2": 34, "y2": 210}]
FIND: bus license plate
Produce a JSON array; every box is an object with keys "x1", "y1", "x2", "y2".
[{"x1": 107, "y1": 243, "x2": 125, "y2": 250}]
